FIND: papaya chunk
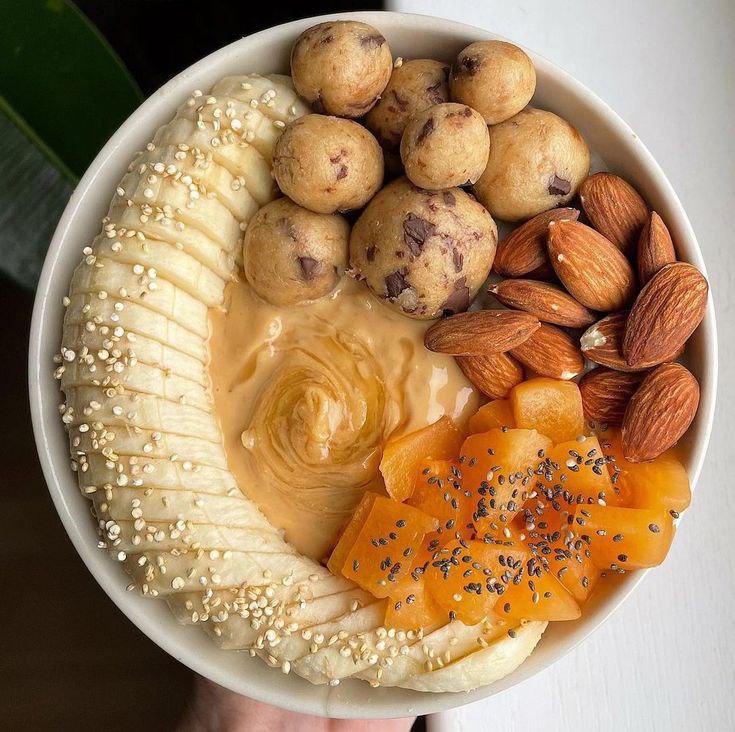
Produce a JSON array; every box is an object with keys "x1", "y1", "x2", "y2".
[
  {"x1": 424, "y1": 538, "x2": 530, "y2": 625},
  {"x1": 380, "y1": 416, "x2": 463, "y2": 501},
  {"x1": 511, "y1": 377, "x2": 585, "y2": 444},
  {"x1": 327, "y1": 492, "x2": 378, "y2": 576},
  {"x1": 332, "y1": 496, "x2": 438, "y2": 598},
  {"x1": 574, "y1": 504, "x2": 675, "y2": 570},
  {"x1": 385, "y1": 574, "x2": 446, "y2": 632},
  {"x1": 459, "y1": 428, "x2": 552, "y2": 537},
  {"x1": 468, "y1": 399, "x2": 515, "y2": 433},
  {"x1": 496, "y1": 556, "x2": 581, "y2": 622},
  {"x1": 598, "y1": 428, "x2": 691, "y2": 513}
]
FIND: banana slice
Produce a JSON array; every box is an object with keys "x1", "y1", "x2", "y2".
[
  {"x1": 57, "y1": 72, "x2": 547, "y2": 694},
  {"x1": 64, "y1": 291, "x2": 209, "y2": 362},
  {"x1": 211, "y1": 74, "x2": 309, "y2": 122},
  {"x1": 62, "y1": 326, "x2": 208, "y2": 386},
  {"x1": 64, "y1": 387, "x2": 221, "y2": 441},
  {"x1": 176, "y1": 94, "x2": 281, "y2": 162},
  {"x1": 129, "y1": 145, "x2": 259, "y2": 223},
  {"x1": 114, "y1": 169, "x2": 241, "y2": 256},
  {"x1": 93, "y1": 232, "x2": 226, "y2": 307},
  {"x1": 69, "y1": 258, "x2": 209, "y2": 339},
  {"x1": 153, "y1": 118, "x2": 276, "y2": 205}
]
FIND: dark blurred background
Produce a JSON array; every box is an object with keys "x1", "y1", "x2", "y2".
[{"x1": 1, "y1": 2, "x2": 384, "y2": 730}]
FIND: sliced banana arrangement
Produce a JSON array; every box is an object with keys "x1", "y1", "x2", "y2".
[{"x1": 56, "y1": 31, "x2": 551, "y2": 693}]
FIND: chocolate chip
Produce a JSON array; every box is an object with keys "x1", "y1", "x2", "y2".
[
  {"x1": 403, "y1": 213, "x2": 436, "y2": 256},
  {"x1": 329, "y1": 149, "x2": 346, "y2": 163},
  {"x1": 463, "y1": 106, "x2": 473, "y2": 117},
  {"x1": 458, "y1": 55, "x2": 481, "y2": 76},
  {"x1": 298, "y1": 256, "x2": 321, "y2": 280},
  {"x1": 442, "y1": 191, "x2": 456, "y2": 207},
  {"x1": 426, "y1": 80, "x2": 446, "y2": 104},
  {"x1": 416, "y1": 117, "x2": 435, "y2": 145},
  {"x1": 336, "y1": 164, "x2": 348, "y2": 180},
  {"x1": 452, "y1": 248, "x2": 464, "y2": 273},
  {"x1": 360, "y1": 33, "x2": 386, "y2": 48},
  {"x1": 366, "y1": 246, "x2": 376, "y2": 262},
  {"x1": 441, "y1": 277, "x2": 470, "y2": 315},
  {"x1": 320, "y1": 34, "x2": 334, "y2": 45},
  {"x1": 385, "y1": 271, "x2": 409, "y2": 299},
  {"x1": 548, "y1": 175, "x2": 571, "y2": 196},
  {"x1": 391, "y1": 89, "x2": 408, "y2": 111}
]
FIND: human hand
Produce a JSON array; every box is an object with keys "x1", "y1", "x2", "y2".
[{"x1": 177, "y1": 675, "x2": 416, "y2": 732}]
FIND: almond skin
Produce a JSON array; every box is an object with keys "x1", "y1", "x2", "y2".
[
  {"x1": 547, "y1": 220, "x2": 636, "y2": 312},
  {"x1": 579, "y1": 172, "x2": 649, "y2": 253},
  {"x1": 494, "y1": 207, "x2": 579, "y2": 277},
  {"x1": 581, "y1": 311, "x2": 682, "y2": 372},
  {"x1": 638, "y1": 211, "x2": 676, "y2": 285},
  {"x1": 580, "y1": 367, "x2": 646, "y2": 425},
  {"x1": 490, "y1": 279, "x2": 596, "y2": 328},
  {"x1": 456, "y1": 352, "x2": 525, "y2": 399},
  {"x1": 510, "y1": 323, "x2": 584, "y2": 380},
  {"x1": 425, "y1": 309, "x2": 540, "y2": 356},
  {"x1": 622, "y1": 363, "x2": 700, "y2": 462},
  {"x1": 623, "y1": 262, "x2": 708, "y2": 369}
]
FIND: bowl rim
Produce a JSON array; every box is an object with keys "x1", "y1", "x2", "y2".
[{"x1": 28, "y1": 9, "x2": 718, "y2": 719}]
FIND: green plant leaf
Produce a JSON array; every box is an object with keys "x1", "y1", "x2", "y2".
[
  {"x1": 0, "y1": 0, "x2": 143, "y2": 178},
  {"x1": 0, "y1": 101, "x2": 74, "y2": 289}
]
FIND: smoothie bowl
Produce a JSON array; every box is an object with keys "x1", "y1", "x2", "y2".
[{"x1": 29, "y1": 10, "x2": 716, "y2": 719}]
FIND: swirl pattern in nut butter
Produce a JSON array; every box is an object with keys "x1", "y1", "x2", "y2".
[{"x1": 210, "y1": 277, "x2": 478, "y2": 559}]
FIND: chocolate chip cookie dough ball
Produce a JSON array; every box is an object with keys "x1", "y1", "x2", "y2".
[
  {"x1": 244, "y1": 198, "x2": 349, "y2": 306},
  {"x1": 290, "y1": 21, "x2": 392, "y2": 117},
  {"x1": 273, "y1": 114, "x2": 384, "y2": 214},
  {"x1": 400, "y1": 103, "x2": 490, "y2": 190},
  {"x1": 450, "y1": 40, "x2": 536, "y2": 125},
  {"x1": 350, "y1": 178, "x2": 497, "y2": 319},
  {"x1": 364, "y1": 59, "x2": 450, "y2": 153},
  {"x1": 473, "y1": 107, "x2": 590, "y2": 222}
]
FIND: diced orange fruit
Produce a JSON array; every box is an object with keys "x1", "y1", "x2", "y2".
[
  {"x1": 495, "y1": 557, "x2": 581, "y2": 622},
  {"x1": 544, "y1": 435, "x2": 619, "y2": 506},
  {"x1": 333, "y1": 496, "x2": 438, "y2": 597},
  {"x1": 598, "y1": 428, "x2": 691, "y2": 513},
  {"x1": 574, "y1": 504, "x2": 674, "y2": 570},
  {"x1": 511, "y1": 377, "x2": 585, "y2": 444},
  {"x1": 468, "y1": 399, "x2": 516, "y2": 433},
  {"x1": 525, "y1": 527, "x2": 601, "y2": 604},
  {"x1": 380, "y1": 416, "x2": 464, "y2": 501},
  {"x1": 424, "y1": 538, "x2": 530, "y2": 625},
  {"x1": 407, "y1": 460, "x2": 461, "y2": 529},
  {"x1": 459, "y1": 428, "x2": 553, "y2": 537},
  {"x1": 327, "y1": 492, "x2": 378, "y2": 576},
  {"x1": 385, "y1": 574, "x2": 446, "y2": 631}
]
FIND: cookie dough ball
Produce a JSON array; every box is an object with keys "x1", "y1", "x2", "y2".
[
  {"x1": 450, "y1": 40, "x2": 536, "y2": 125},
  {"x1": 273, "y1": 114, "x2": 384, "y2": 214},
  {"x1": 364, "y1": 59, "x2": 450, "y2": 152},
  {"x1": 244, "y1": 198, "x2": 349, "y2": 306},
  {"x1": 290, "y1": 21, "x2": 392, "y2": 117},
  {"x1": 473, "y1": 107, "x2": 590, "y2": 222},
  {"x1": 350, "y1": 178, "x2": 497, "y2": 319},
  {"x1": 400, "y1": 103, "x2": 490, "y2": 190}
]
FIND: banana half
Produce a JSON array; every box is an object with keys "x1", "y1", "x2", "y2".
[{"x1": 55, "y1": 72, "x2": 546, "y2": 692}]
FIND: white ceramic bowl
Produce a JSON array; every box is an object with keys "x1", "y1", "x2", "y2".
[{"x1": 29, "y1": 10, "x2": 717, "y2": 719}]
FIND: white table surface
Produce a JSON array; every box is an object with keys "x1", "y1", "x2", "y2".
[{"x1": 386, "y1": 1, "x2": 735, "y2": 729}]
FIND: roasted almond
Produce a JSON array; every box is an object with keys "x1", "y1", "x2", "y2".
[
  {"x1": 579, "y1": 172, "x2": 649, "y2": 253},
  {"x1": 579, "y1": 367, "x2": 646, "y2": 425},
  {"x1": 581, "y1": 311, "x2": 681, "y2": 372},
  {"x1": 510, "y1": 323, "x2": 584, "y2": 380},
  {"x1": 622, "y1": 363, "x2": 700, "y2": 462},
  {"x1": 547, "y1": 220, "x2": 636, "y2": 312},
  {"x1": 490, "y1": 279, "x2": 596, "y2": 328},
  {"x1": 456, "y1": 352, "x2": 525, "y2": 399},
  {"x1": 493, "y1": 207, "x2": 579, "y2": 277},
  {"x1": 638, "y1": 211, "x2": 676, "y2": 285},
  {"x1": 425, "y1": 309, "x2": 540, "y2": 356},
  {"x1": 623, "y1": 262, "x2": 708, "y2": 369}
]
